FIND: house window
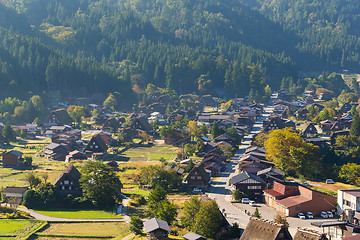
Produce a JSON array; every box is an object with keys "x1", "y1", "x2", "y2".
[
  {"x1": 191, "y1": 176, "x2": 195, "y2": 179},
  {"x1": 197, "y1": 176, "x2": 201, "y2": 180},
  {"x1": 64, "y1": 180, "x2": 69, "y2": 184},
  {"x1": 69, "y1": 186, "x2": 72, "y2": 190},
  {"x1": 248, "y1": 186, "x2": 261, "y2": 190},
  {"x1": 62, "y1": 186, "x2": 65, "y2": 190},
  {"x1": 95, "y1": 145, "x2": 98, "y2": 149}
]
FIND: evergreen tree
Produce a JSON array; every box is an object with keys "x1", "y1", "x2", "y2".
[
  {"x1": 252, "y1": 207, "x2": 262, "y2": 218},
  {"x1": 350, "y1": 113, "x2": 360, "y2": 137},
  {"x1": 211, "y1": 121, "x2": 221, "y2": 138},
  {"x1": 2, "y1": 122, "x2": 14, "y2": 143},
  {"x1": 130, "y1": 216, "x2": 144, "y2": 235}
]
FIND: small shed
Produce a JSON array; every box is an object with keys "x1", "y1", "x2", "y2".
[
  {"x1": 3, "y1": 187, "x2": 28, "y2": 204},
  {"x1": 144, "y1": 218, "x2": 171, "y2": 240},
  {"x1": 2, "y1": 150, "x2": 23, "y2": 168}
]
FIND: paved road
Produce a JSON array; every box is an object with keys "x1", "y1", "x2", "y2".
[
  {"x1": 207, "y1": 93, "x2": 277, "y2": 229},
  {"x1": 207, "y1": 93, "x2": 337, "y2": 236}
]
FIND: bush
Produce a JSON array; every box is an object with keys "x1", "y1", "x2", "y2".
[{"x1": 232, "y1": 189, "x2": 248, "y2": 201}]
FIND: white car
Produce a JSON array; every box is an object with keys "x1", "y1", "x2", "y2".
[
  {"x1": 321, "y1": 211, "x2": 328, "y2": 218},
  {"x1": 298, "y1": 213, "x2": 306, "y2": 219},
  {"x1": 326, "y1": 179, "x2": 334, "y2": 184},
  {"x1": 306, "y1": 212, "x2": 313, "y2": 219},
  {"x1": 327, "y1": 211, "x2": 334, "y2": 218},
  {"x1": 249, "y1": 200, "x2": 256, "y2": 206},
  {"x1": 193, "y1": 188, "x2": 202, "y2": 193},
  {"x1": 241, "y1": 198, "x2": 250, "y2": 204}
]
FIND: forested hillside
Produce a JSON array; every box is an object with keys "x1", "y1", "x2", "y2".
[{"x1": 0, "y1": 0, "x2": 359, "y2": 102}]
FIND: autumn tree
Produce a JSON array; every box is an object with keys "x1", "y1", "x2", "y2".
[
  {"x1": 339, "y1": 163, "x2": 360, "y2": 186},
  {"x1": 264, "y1": 128, "x2": 321, "y2": 178},
  {"x1": 103, "y1": 93, "x2": 118, "y2": 110},
  {"x1": 274, "y1": 214, "x2": 289, "y2": 227},
  {"x1": 187, "y1": 121, "x2": 200, "y2": 140}
]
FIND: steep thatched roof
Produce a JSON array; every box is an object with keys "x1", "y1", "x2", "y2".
[
  {"x1": 240, "y1": 218, "x2": 292, "y2": 240},
  {"x1": 293, "y1": 228, "x2": 328, "y2": 240}
]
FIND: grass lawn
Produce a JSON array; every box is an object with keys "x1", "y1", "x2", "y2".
[
  {"x1": 122, "y1": 185, "x2": 150, "y2": 198},
  {"x1": 0, "y1": 219, "x2": 44, "y2": 237},
  {"x1": 37, "y1": 222, "x2": 130, "y2": 238},
  {"x1": 34, "y1": 210, "x2": 123, "y2": 219},
  {"x1": 118, "y1": 145, "x2": 179, "y2": 162}
]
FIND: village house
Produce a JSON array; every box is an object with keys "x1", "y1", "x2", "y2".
[
  {"x1": 257, "y1": 167, "x2": 285, "y2": 188},
  {"x1": 263, "y1": 116, "x2": 285, "y2": 132},
  {"x1": 229, "y1": 171, "x2": 266, "y2": 200},
  {"x1": 3, "y1": 187, "x2": 28, "y2": 204},
  {"x1": 2, "y1": 150, "x2": 23, "y2": 168},
  {"x1": 43, "y1": 143, "x2": 68, "y2": 161},
  {"x1": 320, "y1": 120, "x2": 334, "y2": 132},
  {"x1": 338, "y1": 102, "x2": 352, "y2": 116},
  {"x1": 240, "y1": 217, "x2": 292, "y2": 240},
  {"x1": 330, "y1": 130, "x2": 350, "y2": 145},
  {"x1": 102, "y1": 117, "x2": 123, "y2": 132},
  {"x1": 301, "y1": 122, "x2": 318, "y2": 137},
  {"x1": 293, "y1": 228, "x2": 328, "y2": 240},
  {"x1": 130, "y1": 117, "x2": 153, "y2": 133},
  {"x1": 84, "y1": 134, "x2": 108, "y2": 155},
  {"x1": 296, "y1": 108, "x2": 309, "y2": 120},
  {"x1": 65, "y1": 150, "x2": 87, "y2": 162},
  {"x1": 185, "y1": 164, "x2": 211, "y2": 190},
  {"x1": 238, "y1": 154, "x2": 275, "y2": 174},
  {"x1": 47, "y1": 109, "x2": 73, "y2": 125},
  {"x1": 144, "y1": 218, "x2": 171, "y2": 240},
  {"x1": 264, "y1": 181, "x2": 336, "y2": 216},
  {"x1": 53, "y1": 164, "x2": 82, "y2": 197}
]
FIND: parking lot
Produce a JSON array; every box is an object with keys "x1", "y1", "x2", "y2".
[{"x1": 232, "y1": 202, "x2": 338, "y2": 236}]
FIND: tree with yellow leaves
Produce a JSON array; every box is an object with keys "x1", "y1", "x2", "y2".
[{"x1": 264, "y1": 128, "x2": 321, "y2": 178}]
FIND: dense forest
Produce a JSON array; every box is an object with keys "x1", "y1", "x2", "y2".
[{"x1": 0, "y1": 0, "x2": 359, "y2": 103}]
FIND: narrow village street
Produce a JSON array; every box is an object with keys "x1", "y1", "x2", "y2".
[{"x1": 207, "y1": 93, "x2": 336, "y2": 236}]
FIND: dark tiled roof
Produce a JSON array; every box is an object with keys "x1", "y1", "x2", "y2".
[
  {"x1": 257, "y1": 167, "x2": 285, "y2": 177},
  {"x1": 46, "y1": 143, "x2": 61, "y2": 150},
  {"x1": 3, "y1": 187, "x2": 28, "y2": 194},
  {"x1": 229, "y1": 171, "x2": 265, "y2": 185},
  {"x1": 3, "y1": 150, "x2": 23, "y2": 157},
  {"x1": 183, "y1": 232, "x2": 206, "y2": 240},
  {"x1": 144, "y1": 218, "x2": 171, "y2": 233}
]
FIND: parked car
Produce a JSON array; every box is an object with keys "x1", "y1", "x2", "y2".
[
  {"x1": 327, "y1": 211, "x2": 334, "y2": 218},
  {"x1": 241, "y1": 198, "x2": 250, "y2": 204},
  {"x1": 321, "y1": 211, "x2": 328, "y2": 218},
  {"x1": 306, "y1": 212, "x2": 314, "y2": 219},
  {"x1": 249, "y1": 200, "x2": 255, "y2": 206},
  {"x1": 193, "y1": 188, "x2": 202, "y2": 193},
  {"x1": 298, "y1": 213, "x2": 306, "y2": 219},
  {"x1": 326, "y1": 179, "x2": 334, "y2": 184}
]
